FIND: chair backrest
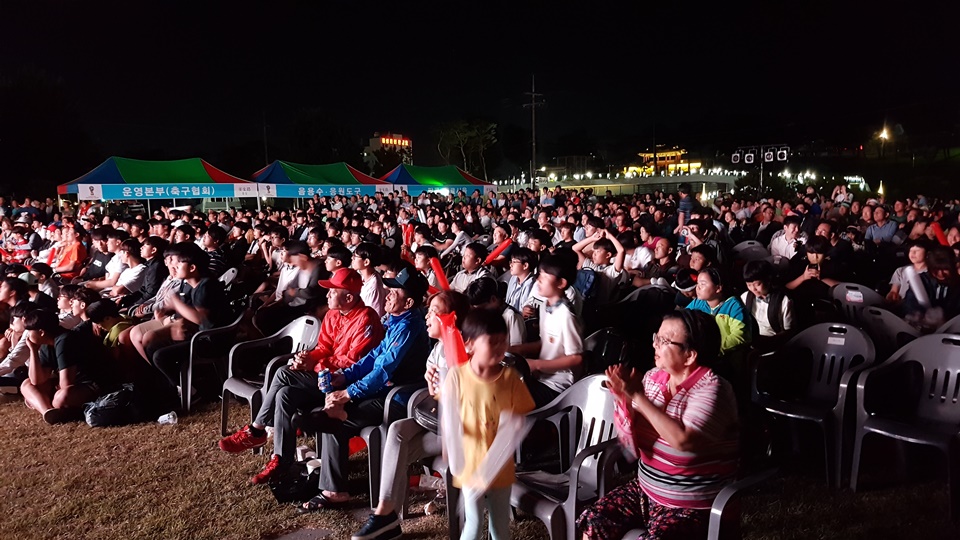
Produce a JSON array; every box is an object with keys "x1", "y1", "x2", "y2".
[
  {"x1": 860, "y1": 307, "x2": 920, "y2": 359},
  {"x1": 551, "y1": 375, "x2": 618, "y2": 473},
  {"x1": 584, "y1": 327, "x2": 629, "y2": 373},
  {"x1": 831, "y1": 283, "x2": 884, "y2": 324},
  {"x1": 936, "y1": 313, "x2": 960, "y2": 335},
  {"x1": 884, "y1": 334, "x2": 960, "y2": 424},
  {"x1": 733, "y1": 240, "x2": 764, "y2": 254},
  {"x1": 733, "y1": 241, "x2": 770, "y2": 262},
  {"x1": 219, "y1": 267, "x2": 239, "y2": 286},
  {"x1": 783, "y1": 323, "x2": 875, "y2": 404},
  {"x1": 618, "y1": 284, "x2": 672, "y2": 304},
  {"x1": 276, "y1": 316, "x2": 321, "y2": 353}
]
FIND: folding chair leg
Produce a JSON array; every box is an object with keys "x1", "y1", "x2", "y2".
[
  {"x1": 250, "y1": 393, "x2": 263, "y2": 455},
  {"x1": 220, "y1": 389, "x2": 232, "y2": 437},
  {"x1": 849, "y1": 431, "x2": 867, "y2": 491},
  {"x1": 949, "y1": 447, "x2": 960, "y2": 522}
]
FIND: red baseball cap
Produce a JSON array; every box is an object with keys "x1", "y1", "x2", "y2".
[{"x1": 318, "y1": 268, "x2": 363, "y2": 294}]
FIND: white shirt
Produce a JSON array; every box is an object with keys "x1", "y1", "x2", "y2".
[
  {"x1": 524, "y1": 282, "x2": 583, "y2": 317},
  {"x1": 502, "y1": 306, "x2": 526, "y2": 347},
  {"x1": 625, "y1": 247, "x2": 652, "y2": 272},
  {"x1": 890, "y1": 265, "x2": 926, "y2": 299},
  {"x1": 361, "y1": 272, "x2": 386, "y2": 318},
  {"x1": 537, "y1": 299, "x2": 584, "y2": 394},
  {"x1": 275, "y1": 264, "x2": 300, "y2": 302},
  {"x1": 581, "y1": 260, "x2": 627, "y2": 304},
  {"x1": 769, "y1": 230, "x2": 805, "y2": 261},
  {"x1": 116, "y1": 263, "x2": 147, "y2": 292},
  {"x1": 740, "y1": 291, "x2": 794, "y2": 337},
  {"x1": 104, "y1": 253, "x2": 127, "y2": 276}
]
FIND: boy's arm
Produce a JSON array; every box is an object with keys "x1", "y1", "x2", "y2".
[
  {"x1": 26, "y1": 340, "x2": 49, "y2": 386},
  {"x1": 609, "y1": 233, "x2": 626, "y2": 273},
  {"x1": 168, "y1": 293, "x2": 203, "y2": 326},
  {"x1": 572, "y1": 232, "x2": 600, "y2": 268},
  {"x1": 508, "y1": 341, "x2": 541, "y2": 358}
]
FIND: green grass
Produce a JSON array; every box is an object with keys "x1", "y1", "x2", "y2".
[{"x1": 1, "y1": 397, "x2": 958, "y2": 539}]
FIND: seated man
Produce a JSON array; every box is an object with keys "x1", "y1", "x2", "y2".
[
  {"x1": 218, "y1": 268, "x2": 384, "y2": 484},
  {"x1": 20, "y1": 309, "x2": 107, "y2": 424},
  {"x1": 298, "y1": 264, "x2": 430, "y2": 512}
]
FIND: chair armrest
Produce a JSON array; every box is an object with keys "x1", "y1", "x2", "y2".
[
  {"x1": 380, "y1": 382, "x2": 427, "y2": 425},
  {"x1": 708, "y1": 467, "x2": 779, "y2": 540},
  {"x1": 189, "y1": 311, "x2": 246, "y2": 364},
  {"x1": 227, "y1": 332, "x2": 289, "y2": 379},
  {"x1": 595, "y1": 440, "x2": 631, "y2": 497},
  {"x1": 407, "y1": 388, "x2": 433, "y2": 417},
  {"x1": 853, "y1": 357, "x2": 907, "y2": 418},
  {"x1": 261, "y1": 353, "x2": 297, "y2": 393},
  {"x1": 749, "y1": 350, "x2": 777, "y2": 403},
  {"x1": 566, "y1": 438, "x2": 622, "y2": 498}
]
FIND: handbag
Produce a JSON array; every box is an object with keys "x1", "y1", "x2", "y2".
[
  {"x1": 269, "y1": 462, "x2": 320, "y2": 503},
  {"x1": 413, "y1": 396, "x2": 439, "y2": 434}
]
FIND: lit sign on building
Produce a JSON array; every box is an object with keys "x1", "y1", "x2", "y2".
[{"x1": 381, "y1": 137, "x2": 410, "y2": 147}]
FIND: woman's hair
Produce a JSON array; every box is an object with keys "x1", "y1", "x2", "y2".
[
  {"x1": 662, "y1": 309, "x2": 721, "y2": 367},
  {"x1": 427, "y1": 290, "x2": 471, "y2": 330},
  {"x1": 461, "y1": 308, "x2": 508, "y2": 342}
]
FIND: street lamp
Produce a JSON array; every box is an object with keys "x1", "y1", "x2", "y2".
[{"x1": 879, "y1": 127, "x2": 889, "y2": 158}]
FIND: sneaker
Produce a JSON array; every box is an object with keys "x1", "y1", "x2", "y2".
[
  {"x1": 351, "y1": 512, "x2": 401, "y2": 540},
  {"x1": 218, "y1": 425, "x2": 267, "y2": 453},
  {"x1": 250, "y1": 454, "x2": 282, "y2": 485}
]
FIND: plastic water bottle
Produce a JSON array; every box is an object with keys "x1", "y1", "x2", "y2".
[{"x1": 157, "y1": 412, "x2": 178, "y2": 425}]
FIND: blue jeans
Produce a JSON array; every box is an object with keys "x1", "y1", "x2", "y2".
[{"x1": 461, "y1": 486, "x2": 511, "y2": 540}]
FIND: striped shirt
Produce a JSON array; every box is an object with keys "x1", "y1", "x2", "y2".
[{"x1": 630, "y1": 366, "x2": 739, "y2": 509}]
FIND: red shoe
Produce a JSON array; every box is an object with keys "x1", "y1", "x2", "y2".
[
  {"x1": 218, "y1": 425, "x2": 267, "y2": 454},
  {"x1": 251, "y1": 455, "x2": 281, "y2": 485}
]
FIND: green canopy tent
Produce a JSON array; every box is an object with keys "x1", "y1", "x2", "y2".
[
  {"x1": 251, "y1": 161, "x2": 390, "y2": 199},
  {"x1": 379, "y1": 165, "x2": 494, "y2": 196},
  {"x1": 58, "y1": 157, "x2": 260, "y2": 209}
]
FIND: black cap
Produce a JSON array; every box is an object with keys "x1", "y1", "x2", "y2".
[{"x1": 382, "y1": 266, "x2": 428, "y2": 302}]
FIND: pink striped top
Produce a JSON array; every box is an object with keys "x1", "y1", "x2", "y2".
[{"x1": 620, "y1": 366, "x2": 739, "y2": 509}]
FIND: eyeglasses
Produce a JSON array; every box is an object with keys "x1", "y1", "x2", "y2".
[{"x1": 652, "y1": 333, "x2": 685, "y2": 349}]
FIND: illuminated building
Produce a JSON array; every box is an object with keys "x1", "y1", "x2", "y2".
[
  {"x1": 363, "y1": 132, "x2": 413, "y2": 173},
  {"x1": 623, "y1": 146, "x2": 702, "y2": 177}
]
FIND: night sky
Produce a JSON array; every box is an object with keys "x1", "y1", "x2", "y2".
[{"x1": 2, "y1": 1, "x2": 955, "y2": 187}]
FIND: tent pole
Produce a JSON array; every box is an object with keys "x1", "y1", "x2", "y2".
[
  {"x1": 257, "y1": 197, "x2": 262, "y2": 212},
  {"x1": 147, "y1": 199, "x2": 152, "y2": 215}
]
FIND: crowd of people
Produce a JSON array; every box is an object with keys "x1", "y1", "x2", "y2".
[{"x1": 1, "y1": 180, "x2": 958, "y2": 539}]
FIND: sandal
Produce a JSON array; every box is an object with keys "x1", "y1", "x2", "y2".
[{"x1": 297, "y1": 492, "x2": 350, "y2": 514}]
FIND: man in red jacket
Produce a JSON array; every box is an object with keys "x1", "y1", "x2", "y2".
[{"x1": 218, "y1": 267, "x2": 384, "y2": 484}]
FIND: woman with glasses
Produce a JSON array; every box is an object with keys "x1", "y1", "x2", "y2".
[{"x1": 578, "y1": 309, "x2": 739, "y2": 540}]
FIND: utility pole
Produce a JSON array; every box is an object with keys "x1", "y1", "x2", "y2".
[
  {"x1": 262, "y1": 111, "x2": 269, "y2": 165},
  {"x1": 523, "y1": 75, "x2": 544, "y2": 190}
]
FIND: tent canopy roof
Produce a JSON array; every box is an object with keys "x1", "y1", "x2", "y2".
[
  {"x1": 252, "y1": 161, "x2": 388, "y2": 186},
  {"x1": 58, "y1": 156, "x2": 250, "y2": 194},
  {"x1": 379, "y1": 165, "x2": 492, "y2": 188}
]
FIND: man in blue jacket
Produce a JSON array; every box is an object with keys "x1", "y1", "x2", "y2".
[{"x1": 299, "y1": 264, "x2": 430, "y2": 513}]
